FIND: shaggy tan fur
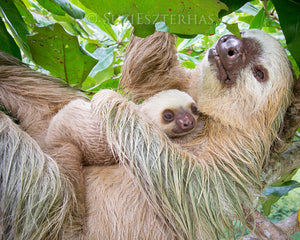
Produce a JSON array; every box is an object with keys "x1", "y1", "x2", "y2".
[
  {"x1": 84, "y1": 165, "x2": 178, "y2": 239},
  {"x1": 0, "y1": 29, "x2": 295, "y2": 240},
  {"x1": 120, "y1": 31, "x2": 192, "y2": 102},
  {"x1": 0, "y1": 53, "x2": 86, "y2": 148},
  {"x1": 0, "y1": 112, "x2": 75, "y2": 240}
]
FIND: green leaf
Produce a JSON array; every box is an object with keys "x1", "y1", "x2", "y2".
[
  {"x1": 238, "y1": 15, "x2": 254, "y2": 25},
  {"x1": 37, "y1": 0, "x2": 85, "y2": 19},
  {"x1": 224, "y1": 23, "x2": 241, "y2": 38},
  {"x1": 93, "y1": 64, "x2": 114, "y2": 85},
  {"x1": 262, "y1": 195, "x2": 279, "y2": 216},
  {"x1": 81, "y1": 75, "x2": 97, "y2": 92},
  {"x1": 218, "y1": 0, "x2": 249, "y2": 18},
  {"x1": 54, "y1": 0, "x2": 85, "y2": 19},
  {"x1": 263, "y1": 180, "x2": 300, "y2": 197},
  {"x1": 272, "y1": 0, "x2": 300, "y2": 68},
  {"x1": 272, "y1": 169, "x2": 299, "y2": 186},
  {"x1": 27, "y1": 23, "x2": 97, "y2": 86},
  {"x1": 83, "y1": 77, "x2": 119, "y2": 92},
  {"x1": 177, "y1": 35, "x2": 203, "y2": 51},
  {"x1": 249, "y1": 7, "x2": 265, "y2": 29},
  {"x1": 85, "y1": 42, "x2": 98, "y2": 53},
  {"x1": 36, "y1": 0, "x2": 66, "y2": 16},
  {"x1": 51, "y1": 14, "x2": 88, "y2": 37},
  {"x1": 0, "y1": 17, "x2": 21, "y2": 59},
  {"x1": 132, "y1": 23, "x2": 155, "y2": 38},
  {"x1": 0, "y1": 0, "x2": 31, "y2": 58},
  {"x1": 89, "y1": 46, "x2": 116, "y2": 77},
  {"x1": 262, "y1": 180, "x2": 300, "y2": 215},
  {"x1": 13, "y1": 0, "x2": 36, "y2": 26},
  {"x1": 79, "y1": 0, "x2": 228, "y2": 37},
  {"x1": 63, "y1": 0, "x2": 118, "y2": 41},
  {"x1": 93, "y1": 17, "x2": 118, "y2": 41},
  {"x1": 249, "y1": 1, "x2": 274, "y2": 30},
  {"x1": 99, "y1": 78, "x2": 119, "y2": 89}
]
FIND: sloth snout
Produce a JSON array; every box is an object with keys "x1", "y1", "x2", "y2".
[
  {"x1": 176, "y1": 114, "x2": 195, "y2": 132},
  {"x1": 216, "y1": 35, "x2": 244, "y2": 71}
]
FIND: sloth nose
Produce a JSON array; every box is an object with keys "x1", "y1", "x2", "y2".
[
  {"x1": 176, "y1": 114, "x2": 195, "y2": 132},
  {"x1": 216, "y1": 35, "x2": 244, "y2": 71}
]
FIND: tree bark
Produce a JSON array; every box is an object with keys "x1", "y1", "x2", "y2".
[{"x1": 241, "y1": 211, "x2": 299, "y2": 240}]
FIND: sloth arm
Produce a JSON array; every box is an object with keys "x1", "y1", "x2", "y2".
[
  {"x1": 92, "y1": 90, "x2": 258, "y2": 240},
  {"x1": 120, "y1": 31, "x2": 191, "y2": 102}
]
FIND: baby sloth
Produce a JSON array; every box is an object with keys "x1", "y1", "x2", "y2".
[{"x1": 45, "y1": 88, "x2": 200, "y2": 227}]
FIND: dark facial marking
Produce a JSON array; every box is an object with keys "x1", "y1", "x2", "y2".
[
  {"x1": 191, "y1": 103, "x2": 199, "y2": 115},
  {"x1": 252, "y1": 65, "x2": 268, "y2": 82},
  {"x1": 163, "y1": 110, "x2": 175, "y2": 122}
]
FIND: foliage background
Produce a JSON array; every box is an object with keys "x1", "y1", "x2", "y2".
[{"x1": 0, "y1": 0, "x2": 300, "y2": 238}]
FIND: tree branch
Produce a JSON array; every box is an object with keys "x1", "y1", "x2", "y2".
[
  {"x1": 241, "y1": 211, "x2": 299, "y2": 240},
  {"x1": 277, "y1": 211, "x2": 300, "y2": 236},
  {"x1": 243, "y1": 207, "x2": 293, "y2": 240}
]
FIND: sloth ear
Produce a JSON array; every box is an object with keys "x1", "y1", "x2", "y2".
[{"x1": 120, "y1": 32, "x2": 190, "y2": 102}]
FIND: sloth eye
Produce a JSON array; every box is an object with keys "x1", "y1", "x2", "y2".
[
  {"x1": 191, "y1": 103, "x2": 199, "y2": 115},
  {"x1": 252, "y1": 65, "x2": 268, "y2": 82},
  {"x1": 255, "y1": 69, "x2": 264, "y2": 80},
  {"x1": 163, "y1": 110, "x2": 175, "y2": 122}
]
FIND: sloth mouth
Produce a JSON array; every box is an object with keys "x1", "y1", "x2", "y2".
[
  {"x1": 208, "y1": 48, "x2": 233, "y2": 87},
  {"x1": 171, "y1": 127, "x2": 195, "y2": 136},
  {"x1": 208, "y1": 35, "x2": 247, "y2": 88}
]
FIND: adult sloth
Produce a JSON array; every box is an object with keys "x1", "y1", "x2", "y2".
[
  {"x1": 86, "y1": 29, "x2": 294, "y2": 239},
  {"x1": 0, "y1": 29, "x2": 295, "y2": 239}
]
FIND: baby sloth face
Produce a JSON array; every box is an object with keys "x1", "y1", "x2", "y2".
[{"x1": 140, "y1": 89, "x2": 200, "y2": 138}]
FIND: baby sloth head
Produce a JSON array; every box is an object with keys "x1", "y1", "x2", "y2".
[{"x1": 140, "y1": 89, "x2": 199, "y2": 138}]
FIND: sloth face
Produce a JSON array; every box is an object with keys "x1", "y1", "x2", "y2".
[
  {"x1": 208, "y1": 33, "x2": 267, "y2": 87},
  {"x1": 140, "y1": 89, "x2": 200, "y2": 137},
  {"x1": 192, "y1": 29, "x2": 294, "y2": 128},
  {"x1": 161, "y1": 101, "x2": 199, "y2": 137}
]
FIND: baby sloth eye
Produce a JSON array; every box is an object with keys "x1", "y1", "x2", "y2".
[
  {"x1": 191, "y1": 103, "x2": 199, "y2": 115},
  {"x1": 252, "y1": 65, "x2": 268, "y2": 82},
  {"x1": 163, "y1": 110, "x2": 175, "y2": 122}
]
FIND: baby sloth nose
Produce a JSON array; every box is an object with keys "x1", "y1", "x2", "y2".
[
  {"x1": 176, "y1": 114, "x2": 195, "y2": 132},
  {"x1": 216, "y1": 35, "x2": 244, "y2": 71}
]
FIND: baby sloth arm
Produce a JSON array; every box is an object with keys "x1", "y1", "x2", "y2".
[{"x1": 46, "y1": 99, "x2": 115, "y2": 167}]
